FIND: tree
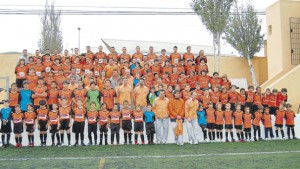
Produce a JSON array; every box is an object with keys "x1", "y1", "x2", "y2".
[
  {"x1": 39, "y1": 0, "x2": 63, "y2": 53},
  {"x1": 191, "y1": 0, "x2": 233, "y2": 72},
  {"x1": 225, "y1": 1, "x2": 264, "y2": 87}
]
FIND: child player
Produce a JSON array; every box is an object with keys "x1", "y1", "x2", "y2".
[
  {"x1": 275, "y1": 102, "x2": 286, "y2": 139},
  {"x1": 87, "y1": 102, "x2": 99, "y2": 145},
  {"x1": 48, "y1": 103, "x2": 61, "y2": 146},
  {"x1": 12, "y1": 105, "x2": 24, "y2": 148},
  {"x1": 59, "y1": 98, "x2": 72, "y2": 146},
  {"x1": 24, "y1": 104, "x2": 36, "y2": 147},
  {"x1": 37, "y1": 100, "x2": 49, "y2": 146},
  {"x1": 262, "y1": 107, "x2": 274, "y2": 140},
  {"x1": 253, "y1": 106, "x2": 264, "y2": 141},
  {"x1": 120, "y1": 100, "x2": 133, "y2": 145},
  {"x1": 233, "y1": 104, "x2": 244, "y2": 142},
  {"x1": 285, "y1": 103, "x2": 296, "y2": 139},
  {"x1": 206, "y1": 102, "x2": 216, "y2": 142},
  {"x1": 197, "y1": 104, "x2": 208, "y2": 142},
  {"x1": 99, "y1": 103, "x2": 109, "y2": 145},
  {"x1": 243, "y1": 106, "x2": 252, "y2": 142},
  {"x1": 73, "y1": 99, "x2": 86, "y2": 146},
  {"x1": 109, "y1": 104, "x2": 121, "y2": 145},
  {"x1": 144, "y1": 104, "x2": 155, "y2": 145},
  {"x1": 224, "y1": 103, "x2": 235, "y2": 142},
  {"x1": 133, "y1": 104, "x2": 145, "y2": 145},
  {"x1": 215, "y1": 103, "x2": 224, "y2": 142},
  {"x1": 0, "y1": 101, "x2": 12, "y2": 148}
]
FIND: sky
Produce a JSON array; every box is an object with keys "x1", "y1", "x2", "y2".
[{"x1": 0, "y1": 0, "x2": 278, "y2": 55}]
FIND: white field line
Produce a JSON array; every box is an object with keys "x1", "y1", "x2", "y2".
[{"x1": 1, "y1": 150, "x2": 300, "y2": 161}]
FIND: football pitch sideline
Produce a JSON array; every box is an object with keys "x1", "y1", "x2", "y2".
[{"x1": 0, "y1": 140, "x2": 299, "y2": 169}]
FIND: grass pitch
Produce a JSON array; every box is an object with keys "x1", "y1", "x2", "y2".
[{"x1": 0, "y1": 140, "x2": 299, "y2": 169}]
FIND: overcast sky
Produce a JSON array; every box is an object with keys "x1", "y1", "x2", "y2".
[{"x1": 0, "y1": 0, "x2": 278, "y2": 55}]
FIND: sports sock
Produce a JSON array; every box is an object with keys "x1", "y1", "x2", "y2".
[
  {"x1": 124, "y1": 133, "x2": 128, "y2": 143},
  {"x1": 141, "y1": 134, "x2": 145, "y2": 142}
]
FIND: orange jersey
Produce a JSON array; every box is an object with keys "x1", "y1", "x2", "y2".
[
  {"x1": 101, "y1": 88, "x2": 116, "y2": 110},
  {"x1": 268, "y1": 94, "x2": 277, "y2": 107},
  {"x1": 119, "y1": 53, "x2": 131, "y2": 61},
  {"x1": 275, "y1": 109, "x2": 285, "y2": 125},
  {"x1": 206, "y1": 108, "x2": 215, "y2": 123},
  {"x1": 104, "y1": 64, "x2": 120, "y2": 78},
  {"x1": 73, "y1": 107, "x2": 86, "y2": 122},
  {"x1": 132, "y1": 53, "x2": 143, "y2": 60},
  {"x1": 99, "y1": 110, "x2": 110, "y2": 125},
  {"x1": 243, "y1": 113, "x2": 252, "y2": 128},
  {"x1": 15, "y1": 65, "x2": 28, "y2": 79},
  {"x1": 262, "y1": 114, "x2": 272, "y2": 128},
  {"x1": 210, "y1": 91, "x2": 221, "y2": 104},
  {"x1": 228, "y1": 91, "x2": 239, "y2": 104},
  {"x1": 87, "y1": 110, "x2": 99, "y2": 124},
  {"x1": 26, "y1": 75, "x2": 38, "y2": 90},
  {"x1": 47, "y1": 88, "x2": 59, "y2": 105},
  {"x1": 197, "y1": 75, "x2": 210, "y2": 89},
  {"x1": 32, "y1": 86, "x2": 47, "y2": 106},
  {"x1": 9, "y1": 91, "x2": 19, "y2": 107},
  {"x1": 215, "y1": 110, "x2": 224, "y2": 125},
  {"x1": 37, "y1": 108, "x2": 49, "y2": 121},
  {"x1": 220, "y1": 93, "x2": 229, "y2": 104},
  {"x1": 187, "y1": 76, "x2": 197, "y2": 89},
  {"x1": 59, "y1": 89, "x2": 72, "y2": 105},
  {"x1": 210, "y1": 78, "x2": 222, "y2": 89},
  {"x1": 121, "y1": 108, "x2": 132, "y2": 121},
  {"x1": 252, "y1": 112, "x2": 262, "y2": 126},
  {"x1": 181, "y1": 90, "x2": 191, "y2": 102},
  {"x1": 12, "y1": 112, "x2": 24, "y2": 124},
  {"x1": 95, "y1": 51, "x2": 107, "y2": 60},
  {"x1": 72, "y1": 88, "x2": 87, "y2": 102},
  {"x1": 224, "y1": 110, "x2": 233, "y2": 125},
  {"x1": 253, "y1": 93, "x2": 262, "y2": 105},
  {"x1": 110, "y1": 111, "x2": 121, "y2": 124},
  {"x1": 24, "y1": 112, "x2": 36, "y2": 125},
  {"x1": 246, "y1": 91, "x2": 255, "y2": 102},
  {"x1": 107, "y1": 53, "x2": 118, "y2": 60},
  {"x1": 285, "y1": 111, "x2": 295, "y2": 125},
  {"x1": 237, "y1": 94, "x2": 246, "y2": 105},
  {"x1": 48, "y1": 111, "x2": 59, "y2": 125},
  {"x1": 193, "y1": 89, "x2": 203, "y2": 101},
  {"x1": 133, "y1": 110, "x2": 144, "y2": 122},
  {"x1": 170, "y1": 53, "x2": 181, "y2": 65},
  {"x1": 233, "y1": 111, "x2": 243, "y2": 126},
  {"x1": 59, "y1": 106, "x2": 71, "y2": 120},
  {"x1": 200, "y1": 95, "x2": 211, "y2": 109}
]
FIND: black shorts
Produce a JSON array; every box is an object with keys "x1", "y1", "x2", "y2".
[
  {"x1": 59, "y1": 119, "x2": 70, "y2": 130},
  {"x1": 215, "y1": 124, "x2": 223, "y2": 130},
  {"x1": 34, "y1": 105, "x2": 39, "y2": 113},
  {"x1": 244, "y1": 128, "x2": 251, "y2": 133},
  {"x1": 225, "y1": 124, "x2": 233, "y2": 129},
  {"x1": 230, "y1": 103, "x2": 236, "y2": 111},
  {"x1": 50, "y1": 124, "x2": 59, "y2": 134},
  {"x1": 72, "y1": 122, "x2": 85, "y2": 133},
  {"x1": 100, "y1": 123, "x2": 108, "y2": 133},
  {"x1": 207, "y1": 123, "x2": 215, "y2": 129},
  {"x1": 110, "y1": 123, "x2": 120, "y2": 134},
  {"x1": 13, "y1": 123, "x2": 23, "y2": 134},
  {"x1": 26, "y1": 124, "x2": 35, "y2": 133},
  {"x1": 0, "y1": 121, "x2": 12, "y2": 133},
  {"x1": 38, "y1": 120, "x2": 48, "y2": 132},
  {"x1": 9, "y1": 106, "x2": 16, "y2": 113},
  {"x1": 122, "y1": 120, "x2": 132, "y2": 131},
  {"x1": 146, "y1": 122, "x2": 155, "y2": 135},
  {"x1": 235, "y1": 125, "x2": 243, "y2": 130},
  {"x1": 253, "y1": 125, "x2": 260, "y2": 130},
  {"x1": 199, "y1": 124, "x2": 207, "y2": 129},
  {"x1": 269, "y1": 107, "x2": 278, "y2": 115},
  {"x1": 275, "y1": 124, "x2": 283, "y2": 128},
  {"x1": 16, "y1": 78, "x2": 25, "y2": 88},
  {"x1": 286, "y1": 125, "x2": 295, "y2": 127},
  {"x1": 134, "y1": 122, "x2": 144, "y2": 132},
  {"x1": 88, "y1": 123, "x2": 97, "y2": 133}
]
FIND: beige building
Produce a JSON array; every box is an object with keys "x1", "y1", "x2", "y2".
[{"x1": 263, "y1": 0, "x2": 300, "y2": 112}]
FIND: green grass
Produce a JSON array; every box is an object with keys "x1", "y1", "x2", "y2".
[{"x1": 0, "y1": 140, "x2": 300, "y2": 169}]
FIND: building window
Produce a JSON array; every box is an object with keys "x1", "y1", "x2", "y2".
[{"x1": 290, "y1": 17, "x2": 300, "y2": 65}]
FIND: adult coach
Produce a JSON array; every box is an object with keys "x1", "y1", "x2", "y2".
[
  {"x1": 152, "y1": 90, "x2": 169, "y2": 144},
  {"x1": 17, "y1": 49, "x2": 29, "y2": 64}
]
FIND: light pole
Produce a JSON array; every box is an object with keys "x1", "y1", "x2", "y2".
[{"x1": 78, "y1": 27, "x2": 81, "y2": 53}]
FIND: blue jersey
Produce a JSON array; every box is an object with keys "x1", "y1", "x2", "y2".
[
  {"x1": 197, "y1": 110, "x2": 207, "y2": 125},
  {"x1": 0, "y1": 107, "x2": 12, "y2": 121},
  {"x1": 20, "y1": 89, "x2": 33, "y2": 111},
  {"x1": 144, "y1": 111, "x2": 155, "y2": 123}
]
